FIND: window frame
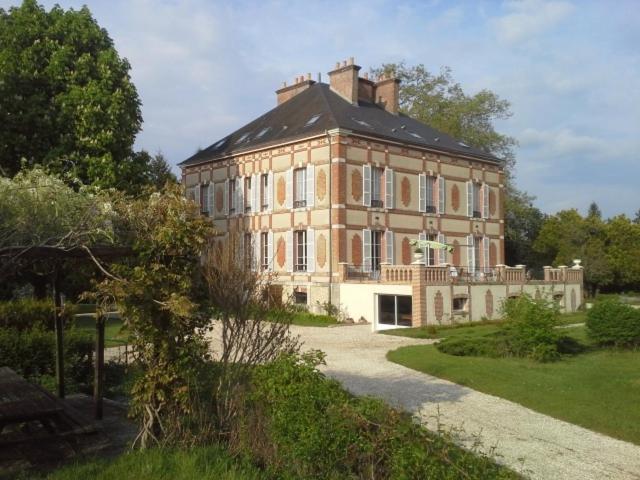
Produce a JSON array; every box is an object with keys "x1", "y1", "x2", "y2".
[
  {"x1": 371, "y1": 167, "x2": 384, "y2": 208},
  {"x1": 293, "y1": 167, "x2": 307, "y2": 208},
  {"x1": 294, "y1": 229, "x2": 307, "y2": 272}
]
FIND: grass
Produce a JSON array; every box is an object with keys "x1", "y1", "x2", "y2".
[
  {"x1": 289, "y1": 311, "x2": 338, "y2": 327},
  {"x1": 381, "y1": 311, "x2": 587, "y2": 339},
  {"x1": 73, "y1": 311, "x2": 128, "y2": 347},
  {"x1": 387, "y1": 324, "x2": 640, "y2": 445},
  {"x1": 40, "y1": 446, "x2": 263, "y2": 480}
]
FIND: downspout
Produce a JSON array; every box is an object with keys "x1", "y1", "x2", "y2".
[{"x1": 325, "y1": 130, "x2": 333, "y2": 308}]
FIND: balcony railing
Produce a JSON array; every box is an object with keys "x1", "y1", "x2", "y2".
[{"x1": 337, "y1": 262, "x2": 583, "y2": 286}]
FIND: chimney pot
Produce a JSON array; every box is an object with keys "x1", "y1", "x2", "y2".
[
  {"x1": 307, "y1": 72, "x2": 311, "y2": 80},
  {"x1": 335, "y1": 61, "x2": 340, "y2": 69},
  {"x1": 363, "y1": 72, "x2": 368, "y2": 80},
  {"x1": 348, "y1": 56, "x2": 354, "y2": 65},
  {"x1": 342, "y1": 60, "x2": 347, "y2": 67}
]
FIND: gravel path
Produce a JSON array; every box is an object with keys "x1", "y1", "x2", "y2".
[{"x1": 287, "y1": 324, "x2": 640, "y2": 480}]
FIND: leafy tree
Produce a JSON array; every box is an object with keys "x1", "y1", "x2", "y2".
[
  {"x1": 633, "y1": 209, "x2": 640, "y2": 225},
  {"x1": 504, "y1": 189, "x2": 546, "y2": 268},
  {"x1": 91, "y1": 185, "x2": 215, "y2": 447},
  {"x1": 606, "y1": 215, "x2": 640, "y2": 290},
  {"x1": 587, "y1": 202, "x2": 602, "y2": 219},
  {"x1": 0, "y1": 167, "x2": 115, "y2": 295},
  {"x1": 370, "y1": 63, "x2": 517, "y2": 169},
  {"x1": 0, "y1": 0, "x2": 142, "y2": 188},
  {"x1": 147, "y1": 152, "x2": 178, "y2": 189},
  {"x1": 534, "y1": 209, "x2": 613, "y2": 296}
]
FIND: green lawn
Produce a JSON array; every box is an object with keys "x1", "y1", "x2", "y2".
[
  {"x1": 387, "y1": 325, "x2": 640, "y2": 445},
  {"x1": 74, "y1": 312, "x2": 128, "y2": 347},
  {"x1": 381, "y1": 311, "x2": 587, "y2": 339},
  {"x1": 40, "y1": 446, "x2": 262, "y2": 480}
]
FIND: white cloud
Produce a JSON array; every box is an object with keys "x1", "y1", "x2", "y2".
[
  {"x1": 518, "y1": 128, "x2": 607, "y2": 158},
  {"x1": 492, "y1": 0, "x2": 575, "y2": 44}
]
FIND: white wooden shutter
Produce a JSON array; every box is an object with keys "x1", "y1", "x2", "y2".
[
  {"x1": 438, "y1": 232, "x2": 446, "y2": 265},
  {"x1": 466, "y1": 181, "x2": 473, "y2": 218},
  {"x1": 285, "y1": 168, "x2": 293, "y2": 209},
  {"x1": 207, "y1": 184, "x2": 214, "y2": 217},
  {"x1": 385, "y1": 168, "x2": 394, "y2": 209},
  {"x1": 267, "y1": 171, "x2": 273, "y2": 212},
  {"x1": 306, "y1": 164, "x2": 315, "y2": 207},
  {"x1": 362, "y1": 165, "x2": 371, "y2": 207},
  {"x1": 251, "y1": 232, "x2": 258, "y2": 271},
  {"x1": 467, "y1": 234, "x2": 475, "y2": 272},
  {"x1": 385, "y1": 230, "x2": 394, "y2": 264},
  {"x1": 223, "y1": 179, "x2": 229, "y2": 215},
  {"x1": 482, "y1": 183, "x2": 489, "y2": 219},
  {"x1": 236, "y1": 177, "x2": 244, "y2": 214},
  {"x1": 418, "y1": 173, "x2": 426, "y2": 212},
  {"x1": 418, "y1": 231, "x2": 427, "y2": 265},
  {"x1": 306, "y1": 228, "x2": 315, "y2": 273},
  {"x1": 438, "y1": 176, "x2": 445, "y2": 214},
  {"x1": 253, "y1": 175, "x2": 258, "y2": 212},
  {"x1": 267, "y1": 231, "x2": 274, "y2": 271},
  {"x1": 194, "y1": 184, "x2": 201, "y2": 212},
  {"x1": 286, "y1": 230, "x2": 293, "y2": 272},
  {"x1": 483, "y1": 236, "x2": 490, "y2": 269},
  {"x1": 363, "y1": 229, "x2": 372, "y2": 272}
]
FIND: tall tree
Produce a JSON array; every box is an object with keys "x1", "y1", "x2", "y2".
[
  {"x1": 587, "y1": 202, "x2": 602, "y2": 219},
  {"x1": 370, "y1": 63, "x2": 517, "y2": 170},
  {"x1": 633, "y1": 209, "x2": 640, "y2": 225},
  {"x1": 147, "y1": 152, "x2": 178, "y2": 190},
  {"x1": 504, "y1": 189, "x2": 546, "y2": 269},
  {"x1": 534, "y1": 209, "x2": 613, "y2": 296},
  {"x1": 606, "y1": 215, "x2": 640, "y2": 291},
  {"x1": 0, "y1": 0, "x2": 142, "y2": 188}
]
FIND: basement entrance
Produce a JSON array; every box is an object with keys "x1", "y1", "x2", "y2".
[{"x1": 376, "y1": 295, "x2": 412, "y2": 330}]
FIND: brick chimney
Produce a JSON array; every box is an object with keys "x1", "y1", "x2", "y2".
[
  {"x1": 375, "y1": 73, "x2": 400, "y2": 115},
  {"x1": 357, "y1": 71, "x2": 376, "y2": 103},
  {"x1": 328, "y1": 57, "x2": 361, "y2": 104},
  {"x1": 276, "y1": 73, "x2": 316, "y2": 105}
]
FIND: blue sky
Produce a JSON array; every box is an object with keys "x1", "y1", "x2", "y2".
[{"x1": 2, "y1": 0, "x2": 639, "y2": 217}]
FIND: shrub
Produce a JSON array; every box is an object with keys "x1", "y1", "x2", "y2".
[
  {"x1": 586, "y1": 299, "x2": 640, "y2": 347},
  {"x1": 0, "y1": 327, "x2": 93, "y2": 392},
  {"x1": 0, "y1": 298, "x2": 77, "y2": 331},
  {"x1": 501, "y1": 295, "x2": 559, "y2": 359},
  {"x1": 437, "y1": 336, "x2": 498, "y2": 357},
  {"x1": 437, "y1": 296, "x2": 566, "y2": 362},
  {"x1": 233, "y1": 351, "x2": 516, "y2": 479}
]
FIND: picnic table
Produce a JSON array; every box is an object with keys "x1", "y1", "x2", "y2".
[{"x1": 0, "y1": 367, "x2": 93, "y2": 442}]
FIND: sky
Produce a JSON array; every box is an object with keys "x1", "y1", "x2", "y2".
[{"x1": 2, "y1": 0, "x2": 639, "y2": 217}]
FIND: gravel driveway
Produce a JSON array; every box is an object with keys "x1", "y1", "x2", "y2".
[{"x1": 288, "y1": 324, "x2": 640, "y2": 480}]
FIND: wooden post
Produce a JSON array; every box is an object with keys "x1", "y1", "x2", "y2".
[
  {"x1": 53, "y1": 274, "x2": 65, "y2": 399},
  {"x1": 94, "y1": 314, "x2": 105, "y2": 420}
]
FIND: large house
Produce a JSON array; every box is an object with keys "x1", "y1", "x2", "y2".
[{"x1": 179, "y1": 58, "x2": 583, "y2": 330}]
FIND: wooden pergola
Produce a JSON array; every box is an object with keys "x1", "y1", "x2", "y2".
[{"x1": 0, "y1": 245, "x2": 132, "y2": 420}]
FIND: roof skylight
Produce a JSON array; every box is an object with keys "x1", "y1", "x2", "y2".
[
  {"x1": 409, "y1": 132, "x2": 423, "y2": 139},
  {"x1": 458, "y1": 141, "x2": 470, "y2": 148},
  {"x1": 255, "y1": 127, "x2": 271, "y2": 139},
  {"x1": 234, "y1": 132, "x2": 250, "y2": 144},
  {"x1": 305, "y1": 114, "x2": 321, "y2": 127},
  {"x1": 351, "y1": 117, "x2": 372, "y2": 128},
  {"x1": 212, "y1": 138, "x2": 227, "y2": 149}
]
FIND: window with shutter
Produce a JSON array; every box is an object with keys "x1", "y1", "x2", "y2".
[
  {"x1": 438, "y1": 232, "x2": 446, "y2": 265},
  {"x1": 467, "y1": 234, "x2": 475, "y2": 273},
  {"x1": 483, "y1": 236, "x2": 490, "y2": 270},
  {"x1": 267, "y1": 231, "x2": 274, "y2": 271},
  {"x1": 385, "y1": 168, "x2": 394, "y2": 209},
  {"x1": 482, "y1": 184, "x2": 489, "y2": 219},
  {"x1": 293, "y1": 168, "x2": 307, "y2": 208},
  {"x1": 306, "y1": 165, "x2": 315, "y2": 207},
  {"x1": 307, "y1": 228, "x2": 315, "y2": 273},
  {"x1": 363, "y1": 165, "x2": 371, "y2": 207},
  {"x1": 363, "y1": 229, "x2": 372, "y2": 272},
  {"x1": 424, "y1": 175, "x2": 436, "y2": 213},
  {"x1": 224, "y1": 179, "x2": 229, "y2": 215},
  {"x1": 285, "y1": 230, "x2": 293, "y2": 272},
  {"x1": 294, "y1": 230, "x2": 307, "y2": 272},
  {"x1": 194, "y1": 184, "x2": 201, "y2": 212},
  {"x1": 371, "y1": 166, "x2": 384, "y2": 207},
  {"x1": 385, "y1": 230, "x2": 394, "y2": 264},
  {"x1": 207, "y1": 184, "x2": 214, "y2": 217},
  {"x1": 267, "y1": 171, "x2": 273, "y2": 212},
  {"x1": 418, "y1": 174, "x2": 426, "y2": 213},
  {"x1": 438, "y1": 176, "x2": 445, "y2": 214},
  {"x1": 466, "y1": 181, "x2": 473, "y2": 218}
]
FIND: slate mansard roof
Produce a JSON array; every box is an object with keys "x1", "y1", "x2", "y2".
[{"x1": 179, "y1": 83, "x2": 501, "y2": 167}]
